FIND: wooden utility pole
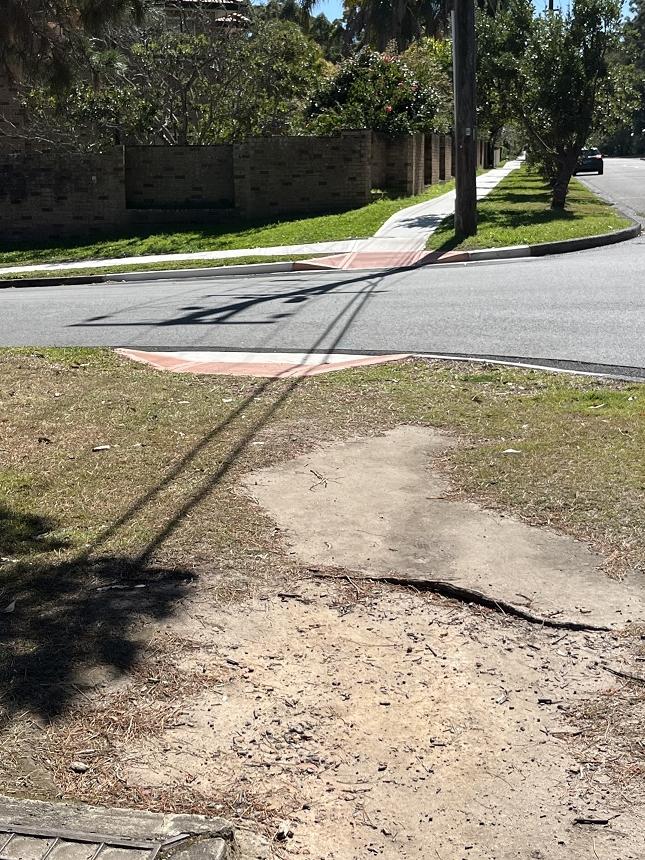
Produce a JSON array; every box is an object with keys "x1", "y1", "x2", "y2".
[{"x1": 452, "y1": 0, "x2": 477, "y2": 237}]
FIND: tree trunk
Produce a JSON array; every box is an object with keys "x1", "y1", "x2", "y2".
[{"x1": 550, "y1": 152, "x2": 577, "y2": 210}]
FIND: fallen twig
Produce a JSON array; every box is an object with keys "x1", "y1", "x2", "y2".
[
  {"x1": 574, "y1": 814, "x2": 620, "y2": 826},
  {"x1": 277, "y1": 592, "x2": 313, "y2": 605}
]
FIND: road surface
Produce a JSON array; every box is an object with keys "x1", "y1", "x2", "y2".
[
  {"x1": 577, "y1": 156, "x2": 645, "y2": 223},
  {"x1": 0, "y1": 158, "x2": 643, "y2": 375}
]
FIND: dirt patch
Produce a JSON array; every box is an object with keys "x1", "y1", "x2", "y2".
[
  {"x1": 243, "y1": 426, "x2": 645, "y2": 630},
  {"x1": 1, "y1": 355, "x2": 644, "y2": 856},
  {"x1": 0, "y1": 429, "x2": 642, "y2": 856},
  {"x1": 43, "y1": 578, "x2": 642, "y2": 859}
]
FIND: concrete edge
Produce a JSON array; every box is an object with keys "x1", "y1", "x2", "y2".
[
  {"x1": 527, "y1": 219, "x2": 641, "y2": 257},
  {"x1": 114, "y1": 261, "x2": 297, "y2": 281},
  {"x1": 0, "y1": 217, "x2": 639, "y2": 289},
  {"x1": 430, "y1": 220, "x2": 641, "y2": 267},
  {"x1": 294, "y1": 216, "x2": 641, "y2": 272},
  {"x1": 416, "y1": 353, "x2": 645, "y2": 383},
  {"x1": 467, "y1": 244, "x2": 531, "y2": 261},
  {"x1": 0, "y1": 260, "x2": 318, "y2": 289},
  {"x1": 0, "y1": 795, "x2": 234, "y2": 841}
]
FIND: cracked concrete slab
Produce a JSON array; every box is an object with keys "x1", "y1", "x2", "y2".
[
  {"x1": 243, "y1": 425, "x2": 645, "y2": 629},
  {"x1": 0, "y1": 796, "x2": 246, "y2": 860}
]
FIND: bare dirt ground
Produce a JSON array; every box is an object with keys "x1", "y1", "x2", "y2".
[
  {"x1": 6, "y1": 424, "x2": 642, "y2": 859},
  {"x1": 119, "y1": 578, "x2": 643, "y2": 860},
  {"x1": 244, "y1": 426, "x2": 645, "y2": 630}
]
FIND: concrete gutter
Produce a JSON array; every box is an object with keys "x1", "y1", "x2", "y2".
[
  {"x1": 0, "y1": 260, "x2": 299, "y2": 289},
  {"x1": 459, "y1": 219, "x2": 641, "y2": 263},
  {"x1": 0, "y1": 220, "x2": 640, "y2": 289}
]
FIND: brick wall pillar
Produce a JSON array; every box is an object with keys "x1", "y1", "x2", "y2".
[
  {"x1": 383, "y1": 134, "x2": 424, "y2": 196},
  {"x1": 425, "y1": 134, "x2": 440, "y2": 185},
  {"x1": 442, "y1": 135, "x2": 452, "y2": 180},
  {"x1": 412, "y1": 133, "x2": 424, "y2": 194}
]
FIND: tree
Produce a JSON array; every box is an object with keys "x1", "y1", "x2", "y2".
[
  {"x1": 307, "y1": 47, "x2": 441, "y2": 134},
  {"x1": 401, "y1": 36, "x2": 453, "y2": 132},
  {"x1": 518, "y1": 0, "x2": 626, "y2": 208},
  {"x1": 343, "y1": 0, "x2": 451, "y2": 52},
  {"x1": 309, "y1": 13, "x2": 346, "y2": 62},
  {"x1": 257, "y1": 0, "x2": 346, "y2": 61},
  {"x1": 600, "y1": 0, "x2": 645, "y2": 154},
  {"x1": 15, "y1": 16, "x2": 326, "y2": 148},
  {"x1": 475, "y1": 0, "x2": 532, "y2": 148},
  {"x1": 479, "y1": 0, "x2": 629, "y2": 208},
  {"x1": 0, "y1": 0, "x2": 144, "y2": 83}
]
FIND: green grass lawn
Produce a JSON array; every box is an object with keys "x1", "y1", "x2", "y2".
[
  {"x1": 1, "y1": 350, "x2": 642, "y2": 589},
  {"x1": 427, "y1": 166, "x2": 630, "y2": 251},
  {"x1": 0, "y1": 181, "x2": 456, "y2": 268},
  {"x1": 0, "y1": 254, "x2": 316, "y2": 281}
]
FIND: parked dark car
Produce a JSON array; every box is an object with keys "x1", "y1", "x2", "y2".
[{"x1": 575, "y1": 147, "x2": 604, "y2": 175}]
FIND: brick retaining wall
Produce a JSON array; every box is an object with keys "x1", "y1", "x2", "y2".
[
  {"x1": 0, "y1": 148, "x2": 127, "y2": 243},
  {"x1": 125, "y1": 145, "x2": 234, "y2": 208},
  {"x1": 1, "y1": 130, "x2": 455, "y2": 245},
  {"x1": 234, "y1": 131, "x2": 372, "y2": 218}
]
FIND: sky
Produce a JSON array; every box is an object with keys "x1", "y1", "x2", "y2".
[
  {"x1": 311, "y1": 0, "x2": 633, "y2": 23},
  {"x1": 314, "y1": 0, "x2": 343, "y2": 19}
]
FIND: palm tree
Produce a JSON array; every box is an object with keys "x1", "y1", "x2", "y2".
[{"x1": 344, "y1": 0, "x2": 451, "y2": 52}]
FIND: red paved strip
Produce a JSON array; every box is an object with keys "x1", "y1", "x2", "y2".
[
  {"x1": 294, "y1": 250, "x2": 470, "y2": 271},
  {"x1": 118, "y1": 349, "x2": 410, "y2": 378}
]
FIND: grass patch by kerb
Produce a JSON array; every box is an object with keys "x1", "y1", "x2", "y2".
[
  {"x1": 427, "y1": 166, "x2": 629, "y2": 251},
  {"x1": 0, "y1": 182, "x2": 455, "y2": 268}
]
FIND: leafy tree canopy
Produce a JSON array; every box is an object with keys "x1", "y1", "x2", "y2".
[
  {"x1": 17, "y1": 16, "x2": 326, "y2": 147},
  {"x1": 599, "y1": 0, "x2": 645, "y2": 154},
  {"x1": 343, "y1": 0, "x2": 451, "y2": 52},
  {"x1": 477, "y1": 0, "x2": 635, "y2": 208},
  {"x1": 0, "y1": 0, "x2": 144, "y2": 83},
  {"x1": 401, "y1": 36, "x2": 453, "y2": 132}
]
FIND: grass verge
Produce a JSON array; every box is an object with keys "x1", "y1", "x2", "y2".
[
  {"x1": 1, "y1": 349, "x2": 642, "y2": 587},
  {"x1": 0, "y1": 255, "x2": 316, "y2": 282},
  {"x1": 427, "y1": 166, "x2": 630, "y2": 251},
  {"x1": 0, "y1": 349, "x2": 643, "y2": 803},
  {"x1": 0, "y1": 181, "x2": 456, "y2": 268}
]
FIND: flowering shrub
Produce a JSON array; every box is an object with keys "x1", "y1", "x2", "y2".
[{"x1": 306, "y1": 48, "x2": 440, "y2": 135}]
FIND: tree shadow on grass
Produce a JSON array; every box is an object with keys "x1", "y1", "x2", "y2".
[
  {"x1": 487, "y1": 190, "x2": 552, "y2": 205},
  {"x1": 0, "y1": 504, "x2": 70, "y2": 557},
  {"x1": 0, "y1": 546, "x2": 196, "y2": 727},
  {"x1": 431, "y1": 207, "x2": 580, "y2": 253},
  {"x1": 0, "y1": 267, "x2": 385, "y2": 726}
]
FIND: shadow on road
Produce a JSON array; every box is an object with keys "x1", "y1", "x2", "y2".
[{"x1": 71, "y1": 267, "x2": 405, "y2": 332}]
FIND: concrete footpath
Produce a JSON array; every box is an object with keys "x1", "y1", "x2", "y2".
[
  {"x1": 0, "y1": 162, "x2": 520, "y2": 278},
  {"x1": 309, "y1": 159, "x2": 520, "y2": 269}
]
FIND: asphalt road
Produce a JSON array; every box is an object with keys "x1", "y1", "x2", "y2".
[
  {"x1": 1, "y1": 158, "x2": 643, "y2": 375},
  {"x1": 577, "y1": 156, "x2": 645, "y2": 223}
]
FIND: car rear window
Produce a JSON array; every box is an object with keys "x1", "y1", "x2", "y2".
[{"x1": 582, "y1": 148, "x2": 600, "y2": 156}]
